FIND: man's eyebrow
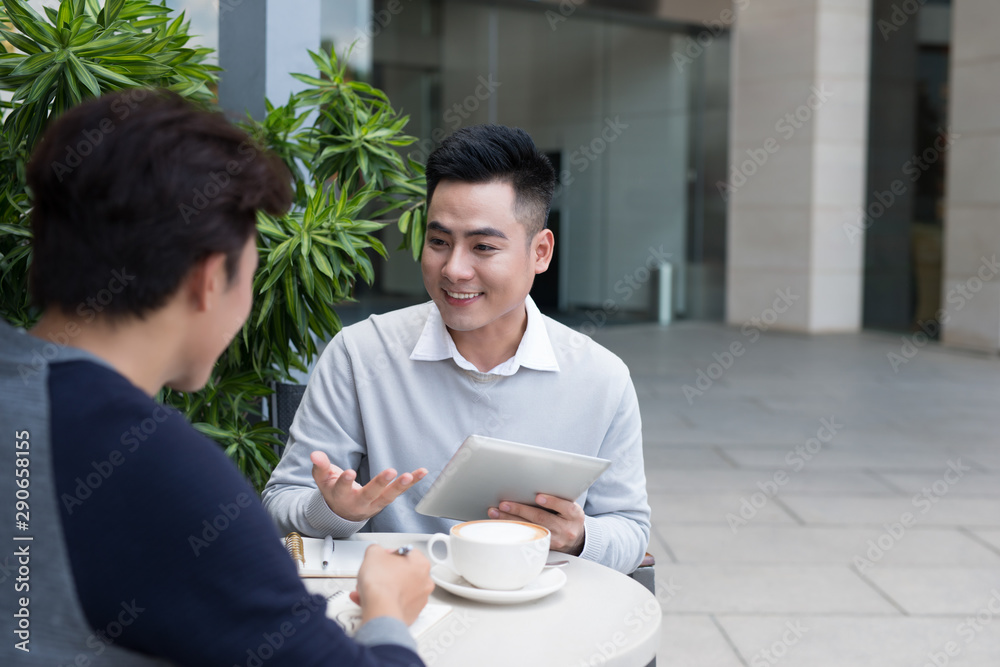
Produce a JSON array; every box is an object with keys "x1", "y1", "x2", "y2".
[{"x1": 427, "y1": 221, "x2": 508, "y2": 240}]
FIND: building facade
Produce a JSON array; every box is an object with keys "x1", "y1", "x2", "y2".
[{"x1": 174, "y1": 0, "x2": 999, "y2": 353}]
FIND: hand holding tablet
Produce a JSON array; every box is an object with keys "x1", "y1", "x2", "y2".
[{"x1": 415, "y1": 435, "x2": 611, "y2": 528}]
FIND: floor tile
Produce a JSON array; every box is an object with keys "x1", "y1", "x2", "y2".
[
  {"x1": 642, "y1": 446, "x2": 732, "y2": 470},
  {"x1": 657, "y1": 525, "x2": 1000, "y2": 567},
  {"x1": 720, "y1": 445, "x2": 976, "y2": 472},
  {"x1": 971, "y1": 529, "x2": 1000, "y2": 553},
  {"x1": 648, "y1": 492, "x2": 796, "y2": 525},
  {"x1": 716, "y1": 615, "x2": 1000, "y2": 667},
  {"x1": 657, "y1": 616, "x2": 743, "y2": 667},
  {"x1": 864, "y1": 568, "x2": 1000, "y2": 615},
  {"x1": 781, "y1": 495, "x2": 1000, "y2": 527},
  {"x1": 879, "y1": 471, "x2": 1000, "y2": 497},
  {"x1": 644, "y1": 469, "x2": 895, "y2": 495},
  {"x1": 652, "y1": 564, "x2": 898, "y2": 614}
]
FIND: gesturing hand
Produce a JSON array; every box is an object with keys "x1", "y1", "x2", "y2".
[
  {"x1": 488, "y1": 493, "x2": 586, "y2": 555},
  {"x1": 310, "y1": 451, "x2": 428, "y2": 522}
]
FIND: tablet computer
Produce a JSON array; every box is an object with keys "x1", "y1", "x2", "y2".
[{"x1": 414, "y1": 435, "x2": 611, "y2": 522}]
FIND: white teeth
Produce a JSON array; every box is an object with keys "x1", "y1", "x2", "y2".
[{"x1": 446, "y1": 291, "x2": 482, "y2": 300}]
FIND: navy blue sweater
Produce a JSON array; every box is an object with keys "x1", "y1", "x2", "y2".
[{"x1": 50, "y1": 360, "x2": 422, "y2": 666}]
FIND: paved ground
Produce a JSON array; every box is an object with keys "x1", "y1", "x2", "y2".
[{"x1": 592, "y1": 322, "x2": 1000, "y2": 667}]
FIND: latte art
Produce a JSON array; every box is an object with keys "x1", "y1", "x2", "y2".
[{"x1": 454, "y1": 520, "x2": 547, "y2": 543}]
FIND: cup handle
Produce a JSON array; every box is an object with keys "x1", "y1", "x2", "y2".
[{"x1": 426, "y1": 533, "x2": 452, "y2": 568}]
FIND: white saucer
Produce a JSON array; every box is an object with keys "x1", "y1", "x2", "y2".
[{"x1": 430, "y1": 565, "x2": 567, "y2": 604}]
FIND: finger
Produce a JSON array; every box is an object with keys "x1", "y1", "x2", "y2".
[
  {"x1": 356, "y1": 468, "x2": 398, "y2": 506},
  {"x1": 349, "y1": 591, "x2": 361, "y2": 605},
  {"x1": 330, "y1": 467, "x2": 361, "y2": 500},
  {"x1": 535, "y1": 494, "x2": 584, "y2": 519},
  {"x1": 310, "y1": 451, "x2": 344, "y2": 485},
  {"x1": 492, "y1": 501, "x2": 560, "y2": 527},
  {"x1": 365, "y1": 470, "x2": 422, "y2": 509}
]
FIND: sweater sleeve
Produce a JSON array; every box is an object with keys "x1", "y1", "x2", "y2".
[
  {"x1": 50, "y1": 361, "x2": 423, "y2": 667},
  {"x1": 577, "y1": 375, "x2": 651, "y2": 573},
  {"x1": 262, "y1": 334, "x2": 371, "y2": 537}
]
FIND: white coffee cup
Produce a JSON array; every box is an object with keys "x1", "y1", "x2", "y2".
[{"x1": 426, "y1": 520, "x2": 551, "y2": 591}]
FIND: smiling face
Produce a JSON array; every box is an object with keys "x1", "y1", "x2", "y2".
[{"x1": 421, "y1": 179, "x2": 553, "y2": 341}]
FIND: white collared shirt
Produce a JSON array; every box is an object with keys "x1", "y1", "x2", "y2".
[{"x1": 409, "y1": 295, "x2": 560, "y2": 376}]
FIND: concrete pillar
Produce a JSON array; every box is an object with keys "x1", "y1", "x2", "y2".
[
  {"x1": 941, "y1": 0, "x2": 1000, "y2": 352},
  {"x1": 725, "y1": 0, "x2": 872, "y2": 332},
  {"x1": 218, "y1": 0, "x2": 322, "y2": 119}
]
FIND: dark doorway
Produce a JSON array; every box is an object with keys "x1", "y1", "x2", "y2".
[{"x1": 531, "y1": 152, "x2": 562, "y2": 312}]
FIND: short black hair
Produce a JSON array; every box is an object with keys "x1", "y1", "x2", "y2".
[
  {"x1": 425, "y1": 124, "x2": 555, "y2": 237},
  {"x1": 27, "y1": 88, "x2": 292, "y2": 320}
]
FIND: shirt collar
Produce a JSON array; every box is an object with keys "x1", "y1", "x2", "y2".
[{"x1": 410, "y1": 295, "x2": 560, "y2": 376}]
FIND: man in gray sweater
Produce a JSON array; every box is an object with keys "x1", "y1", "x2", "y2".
[{"x1": 263, "y1": 125, "x2": 651, "y2": 574}]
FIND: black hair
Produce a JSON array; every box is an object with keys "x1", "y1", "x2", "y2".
[
  {"x1": 425, "y1": 124, "x2": 555, "y2": 237},
  {"x1": 26, "y1": 88, "x2": 292, "y2": 320}
]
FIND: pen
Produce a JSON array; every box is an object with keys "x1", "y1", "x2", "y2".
[
  {"x1": 393, "y1": 544, "x2": 413, "y2": 556},
  {"x1": 322, "y1": 535, "x2": 334, "y2": 569}
]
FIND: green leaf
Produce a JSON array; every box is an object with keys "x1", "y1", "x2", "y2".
[
  {"x1": 84, "y1": 60, "x2": 140, "y2": 87},
  {"x1": 4, "y1": 0, "x2": 59, "y2": 48},
  {"x1": 8, "y1": 50, "x2": 57, "y2": 77},
  {"x1": 66, "y1": 53, "x2": 101, "y2": 98},
  {"x1": 0, "y1": 29, "x2": 43, "y2": 54},
  {"x1": 192, "y1": 422, "x2": 232, "y2": 440}
]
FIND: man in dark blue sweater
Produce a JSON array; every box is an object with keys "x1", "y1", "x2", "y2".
[{"x1": 0, "y1": 89, "x2": 431, "y2": 666}]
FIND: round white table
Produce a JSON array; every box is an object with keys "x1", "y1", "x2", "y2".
[{"x1": 350, "y1": 533, "x2": 660, "y2": 667}]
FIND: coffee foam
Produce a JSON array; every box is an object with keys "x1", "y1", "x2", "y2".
[{"x1": 455, "y1": 521, "x2": 546, "y2": 543}]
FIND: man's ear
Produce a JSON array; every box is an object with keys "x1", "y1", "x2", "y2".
[
  {"x1": 185, "y1": 252, "x2": 229, "y2": 312},
  {"x1": 533, "y1": 229, "x2": 555, "y2": 274}
]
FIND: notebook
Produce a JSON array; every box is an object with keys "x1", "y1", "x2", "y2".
[
  {"x1": 284, "y1": 533, "x2": 370, "y2": 577},
  {"x1": 284, "y1": 533, "x2": 452, "y2": 638},
  {"x1": 301, "y1": 577, "x2": 452, "y2": 638}
]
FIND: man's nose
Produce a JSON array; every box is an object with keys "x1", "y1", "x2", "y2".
[{"x1": 442, "y1": 248, "x2": 475, "y2": 282}]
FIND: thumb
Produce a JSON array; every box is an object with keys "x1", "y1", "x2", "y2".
[{"x1": 310, "y1": 451, "x2": 339, "y2": 485}]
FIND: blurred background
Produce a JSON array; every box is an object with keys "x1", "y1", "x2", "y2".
[{"x1": 146, "y1": 0, "x2": 994, "y2": 354}]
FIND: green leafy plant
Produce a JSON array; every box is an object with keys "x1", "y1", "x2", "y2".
[
  {"x1": 0, "y1": 0, "x2": 218, "y2": 325},
  {"x1": 0, "y1": 1, "x2": 427, "y2": 492}
]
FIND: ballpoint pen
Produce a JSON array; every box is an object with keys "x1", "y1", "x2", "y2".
[{"x1": 322, "y1": 535, "x2": 334, "y2": 569}]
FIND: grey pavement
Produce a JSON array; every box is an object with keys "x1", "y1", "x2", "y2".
[{"x1": 592, "y1": 322, "x2": 1000, "y2": 667}]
